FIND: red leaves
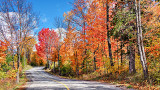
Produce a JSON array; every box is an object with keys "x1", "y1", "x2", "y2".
[{"x1": 36, "y1": 28, "x2": 58, "y2": 59}]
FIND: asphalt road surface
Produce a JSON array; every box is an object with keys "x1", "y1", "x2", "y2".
[{"x1": 24, "y1": 67, "x2": 124, "y2": 90}]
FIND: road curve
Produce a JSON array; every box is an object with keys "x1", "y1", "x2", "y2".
[{"x1": 24, "y1": 67, "x2": 123, "y2": 90}]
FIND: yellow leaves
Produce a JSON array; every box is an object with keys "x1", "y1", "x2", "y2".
[
  {"x1": 6, "y1": 69, "x2": 17, "y2": 79},
  {"x1": 143, "y1": 2, "x2": 160, "y2": 29},
  {"x1": 0, "y1": 57, "x2": 6, "y2": 63},
  {"x1": 63, "y1": 11, "x2": 74, "y2": 21}
]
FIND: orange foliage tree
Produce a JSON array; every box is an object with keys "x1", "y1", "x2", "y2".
[{"x1": 0, "y1": 40, "x2": 8, "y2": 64}]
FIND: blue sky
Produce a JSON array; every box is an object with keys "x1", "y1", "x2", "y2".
[{"x1": 28, "y1": 0, "x2": 73, "y2": 32}]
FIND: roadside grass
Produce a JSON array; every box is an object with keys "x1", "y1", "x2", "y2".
[
  {"x1": 22, "y1": 65, "x2": 33, "y2": 72},
  {"x1": 45, "y1": 69, "x2": 77, "y2": 80},
  {"x1": 45, "y1": 69, "x2": 160, "y2": 90},
  {"x1": 78, "y1": 71, "x2": 160, "y2": 90},
  {"x1": 14, "y1": 65, "x2": 33, "y2": 90},
  {"x1": 0, "y1": 65, "x2": 32, "y2": 90},
  {"x1": 0, "y1": 78, "x2": 16, "y2": 90},
  {"x1": 13, "y1": 73, "x2": 27, "y2": 90}
]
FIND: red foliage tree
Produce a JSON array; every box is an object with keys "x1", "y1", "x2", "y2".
[{"x1": 36, "y1": 28, "x2": 58, "y2": 68}]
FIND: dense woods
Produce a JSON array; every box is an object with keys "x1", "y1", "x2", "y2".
[
  {"x1": 0, "y1": 0, "x2": 159, "y2": 89},
  {"x1": 36, "y1": 0, "x2": 160, "y2": 86}
]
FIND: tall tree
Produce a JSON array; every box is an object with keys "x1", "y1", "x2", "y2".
[
  {"x1": 135, "y1": 0, "x2": 148, "y2": 79},
  {"x1": 106, "y1": 0, "x2": 114, "y2": 66},
  {"x1": 0, "y1": 0, "x2": 38, "y2": 83},
  {"x1": 53, "y1": 17, "x2": 65, "y2": 75},
  {"x1": 36, "y1": 28, "x2": 58, "y2": 69}
]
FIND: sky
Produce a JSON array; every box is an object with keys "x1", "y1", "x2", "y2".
[{"x1": 28, "y1": 0, "x2": 74, "y2": 33}]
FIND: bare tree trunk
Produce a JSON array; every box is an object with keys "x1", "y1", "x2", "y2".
[
  {"x1": 45, "y1": 46, "x2": 50, "y2": 69},
  {"x1": 52, "y1": 54, "x2": 56, "y2": 73},
  {"x1": 129, "y1": 44, "x2": 136, "y2": 74},
  {"x1": 23, "y1": 46, "x2": 26, "y2": 68},
  {"x1": 93, "y1": 51, "x2": 96, "y2": 71},
  {"x1": 135, "y1": 0, "x2": 148, "y2": 79},
  {"x1": 29, "y1": 51, "x2": 32, "y2": 64},
  {"x1": 120, "y1": 38, "x2": 123, "y2": 66},
  {"x1": 11, "y1": 29, "x2": 15, "y2": 69},
  {"x1": 86, "y1": 58, "x2": 88, "y2": 74},
  {"x1": 75, "y1": 51, "x2": 79, "y2": 77},
  {"x1": 106, "y1": 0, "x2": 114, "y2": 66},
  {"x1": 53, "y1": 60, "x2": 56, "y2": 73},
  {"x1": 58, "y1": 50, "x2": 61, "y2": 75},
  {"x1": 117, "y1": 41, "x2": 119, "y2": 70},
  {"x1": 11, "y1": 49, "x2": 15, "y2": 69},
  {"x1": 46, "y1": 57, "x2": 50, "y2": 69},
  {"x1": 16, "y1": 47, "x2": 20, "y2": 83}
]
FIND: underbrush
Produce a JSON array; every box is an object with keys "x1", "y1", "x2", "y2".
[
  {"x1": 47, "y1": 65, "x2": 159, "y2": 90},
  {"x1": 0, "y1": 72, "x2": 26, "y2": 90},
  {"x1": 77, "y1": 71, "x2": 160, "y2": 90},
  {"x1": 0, "y1": 65, "x2": 32, "y2": 90}
]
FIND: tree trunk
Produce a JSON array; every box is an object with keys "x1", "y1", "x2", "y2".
[
  {"x1": 86, "y1": 58, "x2": 88, "y2": 74},
  {"x1": 53, "y1": 60, "x2": 56, "y2": 73},
  {"x1": 23, "y1": 47, "x2": 26, "y2": 68},
  {"x1": 75, "y1": 51, "x2": 79, "y2": 77},
  {"x1": 58, "y1": 51, "x2": 61, "y2": 75},
  {"x1": 16, "y1": 47, "x2": 20, "y2": 83},
  {"x1": 29, "y1": 51, "x2": 32, "y2": 64},
  {"x1": 129, "y1": 44, "x2": 136, "y2": 74},
  {"x1": 135, "y1": 0, "x2": 148, "y2": 79},
  {"x1": 120, "y1": 38, "x2": 123, "y2": 66},
  {"x1": 106, "y1": 0, "x2": 114, "y2": 66},
  {"x1": 45, "y1": 51, "x2": 50, "y2": 69},
  {"x1": 11, "y1": 49, "x2": 15, "y2": 69},
  {"x1": 52, "y1": 54, "x2": 56, "y2": 73},
  {"x1": 45, "y1": 60, "x2": 49, "y2": 69},
  {"x1": 117, "y1": 41, "x2": 119, "y2": 70},
  {"x1": 93, "y1": 51, "x2": 96, "y2": 71}
]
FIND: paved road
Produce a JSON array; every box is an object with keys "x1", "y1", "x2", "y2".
[{"x1": 24, "y1": 67, "x2": 124, "y2": 90}]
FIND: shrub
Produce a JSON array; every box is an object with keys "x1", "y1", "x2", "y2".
[{"x1": 60, "y1": 65, "x2": 73, "y2": 76}]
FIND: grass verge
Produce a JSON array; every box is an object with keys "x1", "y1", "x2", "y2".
[
  {"x1": 45, "y1": 69, "x2": 160, "y2": 90},
  {"x1": 0, "y1": 65, "x2": 32, "y2": 90}
]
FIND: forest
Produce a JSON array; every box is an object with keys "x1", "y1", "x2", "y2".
[{"x1": 0, "y1": 0, "x2": 160, "y2": 89}]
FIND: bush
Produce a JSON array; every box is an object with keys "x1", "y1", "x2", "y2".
[
  {"x1": 30, "y1": 62, "x2": 37, "y2": 66},
  {"x1": 127, "y1": 85, "x2": 133, "y2": 88},
  {"x1": 1, "y1": 63, "x2": 12, "y2": 72},
  {"x1": 60, "y1": 65, "x2": 73, "y2": 76},
  {"x1": 0, "y1": 71, "x2": 6, "y2": 79}
]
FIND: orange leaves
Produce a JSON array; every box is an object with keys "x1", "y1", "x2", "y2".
[
  {"x1": 142, "y1": 1, "x2": 160, "y2": 62},
  {"x1": 146, "y1": 44, "x2": 160, "y2": 57},
  {"x1": 0, "y1": 40, "x2": 8, "y2": 63},
  {"x1": 30, "y1": 52, "x2": 47, "y2": 66}
]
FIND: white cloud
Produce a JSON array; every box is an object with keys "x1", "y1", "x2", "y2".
[{"x1": 53, "y1": 28, "x2": 66, "y2": 42}]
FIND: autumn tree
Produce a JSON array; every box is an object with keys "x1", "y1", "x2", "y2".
[
  {"x1": 36, "y1": 28, "x2": 58, "y2": 69},
  {"x1": 0, "y1": 0, "x2": 38, "y2": 83},
  {"x1": 53, "y1": 17, "x2": 66, "y2": 75},
  {"x1": 135, "y1": 0, "x2": 148, "y2": 79},
  {"x1": 22, "y1": 36, "x2": 36, "y2": 67}
]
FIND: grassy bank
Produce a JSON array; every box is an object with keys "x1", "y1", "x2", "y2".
[
  {"x1": 46, "y1": 69, "x2": 160, "y2": 90},
  {"x1": 0, "y1": 65, "x2": 32, "y2": 90}
]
